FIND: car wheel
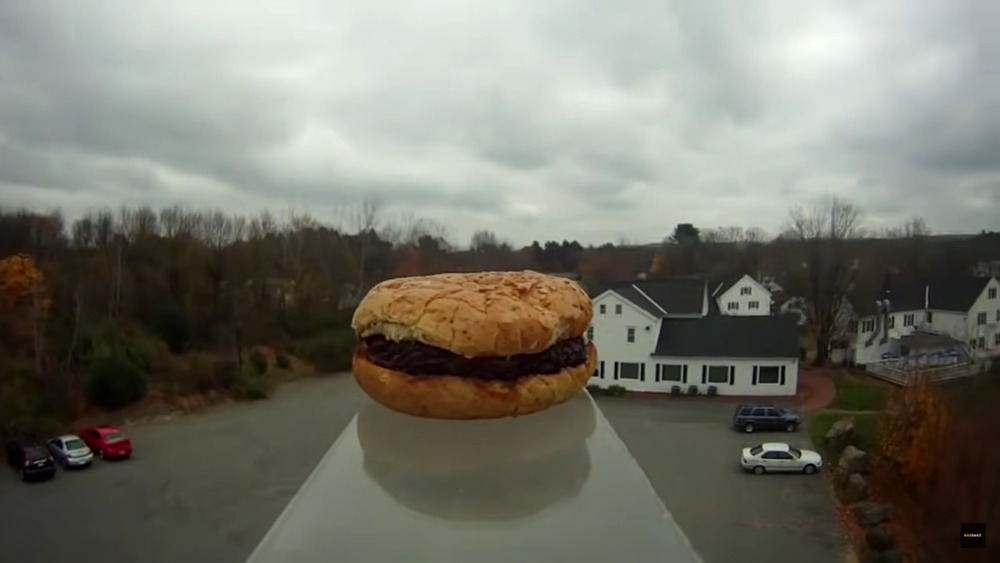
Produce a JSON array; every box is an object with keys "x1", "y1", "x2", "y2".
[
  {"x1": 785, "y1": 422, "x2": 797, "y2": 432},
  {"x1": 743, "y1": 422, "x2": 755, "y2": 433},
  {"x1": 753, "y1": 465, "x2": 766, "y2": 475},
  {"x1": 803, "y1": 464, "x2": 816, "y2": 475}
]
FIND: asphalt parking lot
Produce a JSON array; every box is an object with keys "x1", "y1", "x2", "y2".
[
  {"x1": 0, "y1": 378, "x2": 847, "y2": 563},
  {"x1": 598, "y1": 398, "x2": 848, "y2": 563}
]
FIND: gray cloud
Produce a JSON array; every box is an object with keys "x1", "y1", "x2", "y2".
[{"x1": 1, "y1": 0, "x2": 998, "y2": 247}]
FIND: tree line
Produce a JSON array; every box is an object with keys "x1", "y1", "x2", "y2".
[{"x1": 1, "y1": 196, "x2": 998, "y2": 438}]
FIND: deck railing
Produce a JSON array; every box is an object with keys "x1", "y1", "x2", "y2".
[{"x1": 866, "y1": 360, "x2": 986, "y2": 386}]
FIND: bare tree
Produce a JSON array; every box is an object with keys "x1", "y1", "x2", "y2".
[
  {"x1": 784, "y1": 196, "x2": 867, "y2": 365},
  {"x1": 879, "y1": 216, "x2": 932, "y2": 239},
  {"x1": 345, "y1": 197, "x2": 384, "y2": 291},
  {"x1": 470, "y1": 229, "x2": 500, "y2": 251}
]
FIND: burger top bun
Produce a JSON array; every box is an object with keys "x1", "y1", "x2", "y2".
[{"x1": 351, "y1": 271, "x2": 593, "y2": 358}]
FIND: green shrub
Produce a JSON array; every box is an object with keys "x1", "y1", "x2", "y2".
[
  {"x1": 85, "y1": 355, "x2": 148, "y2": 411},
  {"x1": 151, "y1": 306, "x2": 193, "y2": 354},
  {"x1": 166, "y1": 353, "x2": 240, "y2": 395},
  {"x1": 293, "y1": 328, "x2": 357, "y2": 373},
  {"x1": 275, "y1": 353, "x2": 292, "y2": 369},
  {"x1": 248, "y1": 350, "x2": 268, "y2": 375},
  {"x1": 233, "y1": 365, "x2": 272, "y2": 401},
  {"x1": 606, "y1": 385, "x2": 627, "y2": 397}
]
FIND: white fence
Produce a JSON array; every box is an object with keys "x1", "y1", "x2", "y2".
[{"x1": 866, "y1": 360, "x2": 987, "y2": 386}]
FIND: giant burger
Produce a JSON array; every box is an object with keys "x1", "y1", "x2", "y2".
[{"x1": 351, "y1": 270, "x2": 597, "y2": 419}]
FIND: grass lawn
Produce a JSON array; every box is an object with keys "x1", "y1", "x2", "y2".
[
  {"x1": 828, "y1": 374, "x2": 889, "y2": 411},
  {"x1": 806, "y1": 410, "x2": 880, "y2": 459}
]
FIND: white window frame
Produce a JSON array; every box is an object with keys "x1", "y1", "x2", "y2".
[
  {"x1": 862, "y1": 319, "x2": 875, "y2": 332},
  {"x1": 740, "y1": 286, "x2": 751, "y2": 296},
  {"x1": 619, "y1": 362, "x2": 641, "y2": 380},
  {"x1": 614, "y1": 303, "x2": 622, "y2": 315},
  {"x1": 757, "y1": 366, "x2": 781, "y2": 384},
  {"x1": 706, "y1": 365, "x2": 730, "y2": 384},
  {"x1": 903, "y1": 313, "x2": 914, "y2": 327},
  {"x1": 748, "y1": 300, "x2": 759, "y2": 310},
  {"x1": 599, "y1": 304, "x2": 606, "y2": 314},
  {"x1": 659, "y1": 364, "x2": 683, "y2": 382},
  {"x1": 990, "y1": 287, "x2": 998, "y2": 299},
  {"x1": 977, "y1": 312, "x2": 987, "y2": 325},
  {"x1": 626, "y1": 327, "x2": 635, "y2": 343},
  {"x1": 727, "y1": 302, "x2": 739, "y2": 311},
  {"x1": 586, "y1": 326, "x2": 594, "y2": 341}
]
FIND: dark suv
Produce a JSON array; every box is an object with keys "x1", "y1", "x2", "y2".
[
  {"x1": 732, "y1": 404, "x2": 801, "y2": 433},
  {"x1": 5, "y1": 440, "x2": 57, "y2": 481}
]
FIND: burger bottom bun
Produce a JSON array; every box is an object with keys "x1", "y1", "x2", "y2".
[
  {"x1": 356, "y1": 394, "x2": 597, "y2": 474},
  {"x1": 352, "y1": 342, "x2": 597, "y2": 420}
]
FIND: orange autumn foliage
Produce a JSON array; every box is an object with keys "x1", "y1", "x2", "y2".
[
  {"x1": 390, "y1": 245, "x2": 424, "y2": 278},
  {"x1": 875, "y1": 374, "x2": 950, "y2": 496},
  {"x1": 0, "y1": 253, "x2": 52, "y2": 345}
]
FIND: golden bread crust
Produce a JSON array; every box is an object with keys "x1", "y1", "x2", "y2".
[
  {"x1": 352, "y1": 342, "x2": 597, "y2": 419},
  {"x1": 351, "y1": 270, "x2": 592, "y2": 357}
]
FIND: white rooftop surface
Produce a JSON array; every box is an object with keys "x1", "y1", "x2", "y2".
[{"x1": 246, "y1": 392, "x2": 703, "y2": 563}]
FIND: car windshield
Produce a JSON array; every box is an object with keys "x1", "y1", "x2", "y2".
[
  {"x1": 788, "y1": 446, "x2": 802, "y2": 458},
  {"x1": 749, "y1": 445, "x2": 764, "y2": 456},
  {"x1": 65, "y1": 438, "x2": 86, "y2": 450},
  {"x1": 105, "y1": 432, "x2": 124, "y2": 443}
]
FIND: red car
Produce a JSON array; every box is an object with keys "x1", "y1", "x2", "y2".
[{"x1": 78, "y1": 425, "x2": 133, "y2": 460}]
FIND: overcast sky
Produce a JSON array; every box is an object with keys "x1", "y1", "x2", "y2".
[{"x1": 1, "y1": 1, "x2": 997, "y2": 247}]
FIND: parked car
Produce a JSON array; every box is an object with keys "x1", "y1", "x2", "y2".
[
  {"x1": 732, "y1": 403, "x2": 801, "y2": 433},
  {"x1": 5, "y1": 440, "x2": 57, "y2": 481},
  {"x1": 47, "y1": 435, "x2": 94, "y2": 469},
  {"x1": 79, "y1": 425, "x2": 133, "y2": 460},
  {"x1": 740, "y1": 442, "x2": 823, "y2": 475}
]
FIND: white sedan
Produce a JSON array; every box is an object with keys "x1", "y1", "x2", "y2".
[{"x1": 740, "y1": 442, "x2": 822, "y2": 475}]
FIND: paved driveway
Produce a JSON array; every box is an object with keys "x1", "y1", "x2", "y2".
[
  {"x1": 598, "y1": 397, "x2": 848, "y2": 563},
  {"x1": 0, "y1": 375, "x2": 367, "y2": 563},
  {"x1": 0, "y1": 379, "x2": 847, "y2": 563}
]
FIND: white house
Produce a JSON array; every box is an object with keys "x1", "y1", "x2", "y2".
[
  {"x1": 710, "y1": 274, "x2": 774, "y2": 316},
  {"x1": 847, "y1": 275, "x2": 1000, "y2": 366},
  {"x1": 588, "y1": 277, "x2": 800, "y2": 396}
]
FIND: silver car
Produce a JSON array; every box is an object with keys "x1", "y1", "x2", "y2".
[
  {"x1": 740, "y1": 442, "x2": 823, "y2": 475},
  {"x1": 48, "y1": 435, "x2": 94, "y2": 468}
]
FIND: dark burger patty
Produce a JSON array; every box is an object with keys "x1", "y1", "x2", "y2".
[{"x1": 363, "y1": 335, "x2": 588, "y2": 380}]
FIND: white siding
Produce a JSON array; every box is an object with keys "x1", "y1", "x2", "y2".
[
  {"x1": 590, "y1": 356, "x2": 799, "y2": 396},
  {"x1": 716, "y1": 275, "x2": 772, "y2": 316},
  {"x1": 966, "y1": 277, "x2": 1000, "y2": 356},
  {"x1": 852, "y1": 309, "x2": 972, "y2": 365},
  {"x1": 588, "y1": 291, "x2": 659, "y2": 384}
]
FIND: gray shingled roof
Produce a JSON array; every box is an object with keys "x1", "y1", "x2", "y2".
[
  {"x1": 606, "y1": 277, "x2": 706, "y2": 317},
  {"x1": 850, "y1": 275, "x2": 993, "y2": 316},
  {"x1": 652, "y1": 314, "x2": 801, "y2": 358}
]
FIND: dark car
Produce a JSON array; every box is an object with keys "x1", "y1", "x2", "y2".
[
  {"x1": 5, "y1": 440, "x2": 57, "y2": 481},
  {"x1": 732, "y1": 404, "x2": 801, "y2": 433}
]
